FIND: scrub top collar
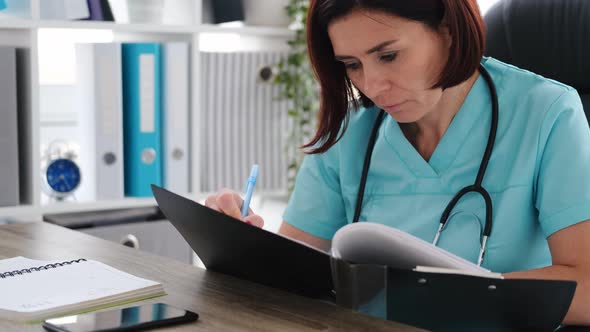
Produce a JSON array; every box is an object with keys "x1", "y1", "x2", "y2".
[{"x1": 382, "y1": 66, "x2": 492, "y2": 178}]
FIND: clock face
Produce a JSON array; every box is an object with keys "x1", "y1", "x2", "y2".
[{"x1": 45, "y1": 159, "x2": 81, "y2": 194}]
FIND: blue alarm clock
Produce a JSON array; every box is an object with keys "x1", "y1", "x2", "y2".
[
  {"x1": 45, "y1": 159, "x2": 81, "y2": 195},
  {"x1": 41, "y1": 141, "x2": 82, "y2": 201}
]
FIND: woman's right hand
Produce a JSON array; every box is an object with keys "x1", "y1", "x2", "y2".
[{"x1": 205, "y1": 189, "x2": 265, "y2": 228}]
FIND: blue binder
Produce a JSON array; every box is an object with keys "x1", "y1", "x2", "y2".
[
  {"x1": 122, "y1": 43, "x2": 164, "y2": 197},
  {"x1": 0, "y1": 0, "x2": 6, "y2": 10}
]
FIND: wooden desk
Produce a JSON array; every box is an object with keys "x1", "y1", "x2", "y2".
[{"x1": 0, "y1": 222, "x2": 425, "y2": 331}]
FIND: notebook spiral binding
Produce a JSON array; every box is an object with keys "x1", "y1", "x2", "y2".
[{"x1": 0, "y1": 258, "x2": 87, "y2": 279}]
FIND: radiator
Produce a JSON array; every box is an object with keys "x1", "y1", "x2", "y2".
[{"x1": 200, "y1": 51, "x2": 290, "y2": 193}]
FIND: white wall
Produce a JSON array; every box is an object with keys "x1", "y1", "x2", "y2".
[{"x1": 478, "y1": 0, "x2": 502, "y2": 15}]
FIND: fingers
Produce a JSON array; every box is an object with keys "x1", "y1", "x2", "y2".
[
  {"x1": 204, "y1": 189, "x2": 265, "y2": 228},
  {"x1": 216, "y1": 189, "x2": 243, "y2": 220},
  {"x1": 244, "y1": 214, "x2": 264, "y2": 228},
  {"x1": 205, "y1": 195, "x2": 220, "y2": 211},
  {"x1": 205, "y1": 190, "x2": 245, "y2": 219}
]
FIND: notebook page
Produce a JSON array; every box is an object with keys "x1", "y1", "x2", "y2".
[
  {"x1": 0, "y1": 256, "x2": 46, "y2": 271},
  {"x1": 0, "y1": 258, "x2": 161, "y2": 313}
]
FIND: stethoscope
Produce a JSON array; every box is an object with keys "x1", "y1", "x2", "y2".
[{"x1": 352, "y1": 64, "x2": 499, "y2": 267}]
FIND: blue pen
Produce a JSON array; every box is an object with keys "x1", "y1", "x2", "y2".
[{"x1": 241, "y1": 165, "x2": 259, "y2": 218}]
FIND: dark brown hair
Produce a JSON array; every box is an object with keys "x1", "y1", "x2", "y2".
[{"x1": 304, "y1": 0, "x2": 485, "y2": 154}]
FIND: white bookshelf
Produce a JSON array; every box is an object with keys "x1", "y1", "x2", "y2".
[
  {"x1": 0, "y1": 19, "x2": 295, "y2": 36},
  {"x1": 0, "y1": 0, "x2": 293, "y2": 221}
]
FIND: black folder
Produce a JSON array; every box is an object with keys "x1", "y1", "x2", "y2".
[
  {"x1": 152, "y1": 185, "x2": 578, "y2": 332},
  {"x1": 331, "y1": 259, "x2": 576, "y2": 332},
  {"x1": 151, "y1": 185, "x2": 333, "y2": 298}
]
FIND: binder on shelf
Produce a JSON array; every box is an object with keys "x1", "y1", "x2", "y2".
[
  {"x1": 122, "y1": 43, "x2": 164, "y2": 197},
  {"x1": 0, "y1": 47, "x2": 20, "y2": 207},
  {"x1": 85, "y1": 0, "x2": 103, "y2": 20},
  {"x1": 93, "y1": 43, "x2": 124, "y2": 200},
  {"x1": 15, "y1": 48, "x2": 32, "y2": 205},
  {"x1": 99, "y1": 0, "x2": 114, "y2": 21},
  {"x1": 209, "y1": 0, "x2": 245, "y2": 24},
  {"x1": 152, "y1": 185, "x2": 577, "y2": 332},
  {"x1": 0, "y1": 0, "x2": 29, "y2": 18},
  {"x1": 40, "y1": 0, "x2": 90, "y2": 20},
  {"x1": 162, "y1": 42, "x2": 190, "y2": 194}
]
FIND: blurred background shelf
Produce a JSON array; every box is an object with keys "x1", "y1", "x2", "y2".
[
  {"x1": 37, "y1": 20, "x2": 197, "y2": 33},
  {"x1": 0, "y1": 0, "x2": 294, "y2": 223},
  {"x1": 0, "y1": 197, "x2": 156, "y2": 220},
  {"x1": 0, "y1": 18, "x2": 35, "y2": 29},
  {"x1": 198, "y1": 23, "x2": 294, "y2": 37}
]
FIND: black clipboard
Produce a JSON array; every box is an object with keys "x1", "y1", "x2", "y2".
[
  {"x1": 152, "y1": 185, "x2": 577, "y2": 331},
  {"x1": 151, "y1": 185, "x2": 334, "y2": 298},
  {"x1": 331, "y1": 258, "x2": 576, "y2": 332}
]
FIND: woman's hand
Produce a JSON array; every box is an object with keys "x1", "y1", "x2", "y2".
[{"x1": 205, "y1": 189, "x2": 265, "y2": 228}]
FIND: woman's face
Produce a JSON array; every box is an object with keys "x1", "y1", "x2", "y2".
[{"x1": 328, "y1": 10, "x2": 452, "y2": 123}]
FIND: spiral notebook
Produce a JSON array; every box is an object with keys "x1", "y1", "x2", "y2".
[{"x1": 0, "y1": 256, "x2": 165, "y2": 322}]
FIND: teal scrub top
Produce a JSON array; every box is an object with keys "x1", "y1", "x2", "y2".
[{"x1": 283, "y1": 57, "x2": 590, "y2": 273}]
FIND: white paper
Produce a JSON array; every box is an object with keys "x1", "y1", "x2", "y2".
[{"x1": 331, "y1": 222, "x2": 491, "y2": 272}]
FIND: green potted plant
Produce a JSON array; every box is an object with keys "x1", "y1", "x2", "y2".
[{"x1": 274, "y1": 0, "x2": 319, "y2": 192}]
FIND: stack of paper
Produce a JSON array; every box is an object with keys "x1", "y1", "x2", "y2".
[{"x1": 331, "y1": 222, "x2": 503, "y2": 279}]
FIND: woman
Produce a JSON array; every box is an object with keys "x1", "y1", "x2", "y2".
[{"x1": 206, "y1": 0, "x2": 590, "y2": 325}]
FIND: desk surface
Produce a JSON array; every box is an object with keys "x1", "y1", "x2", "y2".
[{"x1": 0, "y1": 222, "x2": 425, "y2": 331}]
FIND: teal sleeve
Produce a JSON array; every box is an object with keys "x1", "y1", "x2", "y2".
[
  {"x1": 535, "y1": 89, "x2": 590, "y2": 237},
  {"x1": 282, "y1": 151, "x2": 348, "y2": 240}
]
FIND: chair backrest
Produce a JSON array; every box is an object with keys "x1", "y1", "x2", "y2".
[{"x1": 484, "y1": 0, "x2": 590, "y2": 119}]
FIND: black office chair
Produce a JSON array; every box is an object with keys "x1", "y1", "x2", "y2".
[
  {"x1": 485, "y1": 4, "x2": 590, "y2": 331},
  {"x1": 484, "y1": 0, "x2": 590, "y2": 121}
]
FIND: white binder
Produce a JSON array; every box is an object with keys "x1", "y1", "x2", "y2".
[
  {"x1": 162, "y1": 42, "x2": 190, "y2": 194},
  {"x1": 93, "y1": 43, "x2": 124, "y2": 200},
  {"x1": 0, "y1": 47, "x2": 19, "y2": 206},
  {"x1": 40, "y1": 0, "x2": 90, "y2": 20}
]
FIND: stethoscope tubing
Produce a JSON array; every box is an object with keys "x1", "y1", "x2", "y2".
[{"x1": 353, "y1": 64, "x2": 499, "y2": 267}]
